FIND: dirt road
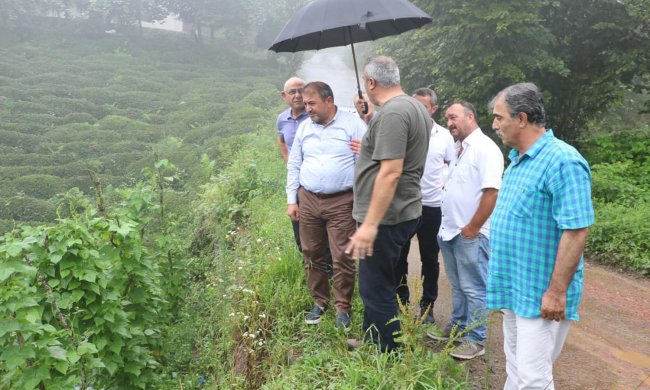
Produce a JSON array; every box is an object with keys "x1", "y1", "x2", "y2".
[{"x1": 407, "y1": 240, "x2": 650, "y2": 389}]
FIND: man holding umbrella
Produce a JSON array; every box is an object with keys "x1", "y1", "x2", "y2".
[{"x1": 346, "y1": 56, "x2": 431, "y2": 351}]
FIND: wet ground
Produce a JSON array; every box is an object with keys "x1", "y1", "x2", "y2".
[{"x1": 407, "y1": 239, "x2": 650, "y2": 389}]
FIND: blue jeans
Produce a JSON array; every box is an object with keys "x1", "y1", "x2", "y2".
[
  {"x1": 359, "y1": 218, "x2": 419, "y2": 352},
  {"x1": 438, "y1": 233, "x2": 489, "y2": 344}
]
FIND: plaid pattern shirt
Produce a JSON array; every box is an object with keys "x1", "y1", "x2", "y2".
[{"x1": 487, "y1": 130, "x2": 595, "y2": 320}]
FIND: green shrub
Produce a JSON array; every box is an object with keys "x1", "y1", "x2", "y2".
[
  {"x1": 0, "y1": 130, "x2": 40, "y2": 152},
  {"x1": 0, "y1": 195, "x2": 57, "y2": 221},
  {"x1": 580, "y1": 127, "x2": 650, "y2": 165},
  {"x1": 13, "y1": 174, "x2": 67, "y2": 200},
  {"x1": 58, "y1": 112, "x2": 97, "y2": 125},
  {"x1": 591, "y1": 161, "x2": 650, "y2": 205},
  {"x1": 587, "y1": 202, "x2": 650, "y2": 275}
]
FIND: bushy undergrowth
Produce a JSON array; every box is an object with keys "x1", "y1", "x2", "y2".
[
  {"x1": 161, "y1": 129, "x2": 469, "y2": 389},
  {"x1": 581, "y1": 126, "x2": 650, "y2": 274},
  {"x1": 0, "y1": 163, "x2": 189, "y2": 389}
]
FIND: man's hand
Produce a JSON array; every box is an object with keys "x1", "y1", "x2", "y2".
[
  {"x1": 540, "y1": 287, "x2": 567, "y2": 321},
  {"x1": 345, "y1": 223, "x2": 378, "y2": 260},
  {"x1": 353, "y1": 94, "x2": 374, "y2": 124},
  {"x1": 460, "y1": 224, "x2": 480, "y2": 239},
  {"x1": 349, "y1": 139, "x2": 362, "y2": 154},
  {"x1": 287, "y1": 204, "x2": 299, "y2": 221}
]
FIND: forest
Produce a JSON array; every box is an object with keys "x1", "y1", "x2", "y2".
[{"x1": 0, "y1": 0, "x2": 648, "y2": 388}]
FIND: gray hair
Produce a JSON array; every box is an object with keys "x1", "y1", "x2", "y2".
[
  {"x1": 364, "y1": 56, "x2": 400, "y2": 88},
  {"x1": 491, "y1": 82, "x2": 546, "y2": 126},
  {"x1": 412, "y1": 87, "x2": 438, "y2": 105}
]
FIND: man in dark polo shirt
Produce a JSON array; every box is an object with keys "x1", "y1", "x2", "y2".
[{"x1": 346, "y1": 56, "x2": 431, "y2": 351}]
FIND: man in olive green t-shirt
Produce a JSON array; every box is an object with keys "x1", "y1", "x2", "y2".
[{"x1": 346, "y1": 56, "x2": 431, "y2": 351}]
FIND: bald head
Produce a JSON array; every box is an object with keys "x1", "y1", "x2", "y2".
[
  {"x1": 281, "y1": 77, "x2": 305, "y2": 114},
  {"x1": 284, "y1": 77, "x2": 304, "y2": 91}
]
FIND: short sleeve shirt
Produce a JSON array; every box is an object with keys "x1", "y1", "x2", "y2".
[
  {"x1": 439, "y1": 128, "x2": 504, "y2": 240},
  {"x1": 353, "y1": 95, "x2": 432, "y2": 225},
  {"x1": 421, "y1": 123, "x2": 456, "y2": 207},
  {"x1": 277, "y1": 108, "x2": 308, "y2": 154},
  {"x1": 487, "y1": 130, "x2": 595, "y2": 320}
]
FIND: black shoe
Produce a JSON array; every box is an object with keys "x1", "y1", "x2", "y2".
[
  {"x1": 305, "y1": 304, "x2": 326, "y2": 324},
  {"x1": 335, "y1": 312, "x2": 351, "y2": 329}
]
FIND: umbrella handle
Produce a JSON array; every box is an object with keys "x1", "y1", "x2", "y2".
[
  {"x1": 348, "y1": 27, "x2": 368, "y2": 115},
  {"x1": 358, "y1": 89, "x2": 368, "y2": 115}
]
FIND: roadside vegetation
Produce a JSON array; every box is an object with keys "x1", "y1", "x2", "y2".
[
  {"x1": 581, "y1": 121, "x2": 650, "y2": 275},
  {"x1": 0, "y1": 7, "x2": 648, "y2": 389}
]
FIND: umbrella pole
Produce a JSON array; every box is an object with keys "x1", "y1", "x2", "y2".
[{"x1": 348, "y1": 26, "x2": 368, "y2": 114}]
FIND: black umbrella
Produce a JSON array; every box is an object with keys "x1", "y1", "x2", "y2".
[{"x1": 269, "y1": 0, "x2": 432, "y2": 111}]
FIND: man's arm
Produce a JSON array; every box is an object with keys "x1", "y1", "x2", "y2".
[
  {"x1": 541, "y1": 227, "x2": 589, "y2": 321},
  {"x1": 278, "y1": 136, "x2": 289, "y2": 164},
  {"x1": 345, "y1": 158, "x2": 403, "y2": 259},
  {"x1": 285, "y1": 131, "x2": 303, "y2": 220},
  {"x1": 460, "y1": 188, "x2": 498, "y2": 238}
]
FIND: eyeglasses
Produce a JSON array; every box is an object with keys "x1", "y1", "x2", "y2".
[{"x1": 285, "y1": 88, "x2": 304, "y2": 96}]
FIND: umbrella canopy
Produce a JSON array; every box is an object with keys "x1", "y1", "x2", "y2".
[
  {"x1": 269, "y1": 0, "x2": 432, "y2": 53},
  {"x1": 269, "y1": 0, "x2": 432, "y2": 112}
]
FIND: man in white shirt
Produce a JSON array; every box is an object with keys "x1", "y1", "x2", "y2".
[
  {"x1": 396, "y1": 88, "x2": 455, "y2": 324},
  {"x1": 429, "y1": 101, "x2": 504, "y2": 360}
]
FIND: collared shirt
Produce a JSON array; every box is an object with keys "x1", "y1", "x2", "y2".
[
  {"x1": 487, "y1": 130, "x2": 595, "y2": 320},
  {"x1": 421, "y1": 122, "x2": 456, "y2": 207},
  {"x1": 277, "y1": 108, "x2": 308, "y2": 154},
  {"x1": 439, "y1": 128, "x2": 504, "y2": 240},
  {"x1": 286, "y1": 108, "x2": 367, "y2": 204}
]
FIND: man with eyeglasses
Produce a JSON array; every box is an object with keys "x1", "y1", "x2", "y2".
[
  {"x1": 277, "y1": 77, "x2": 307, "y2": 164},
  {"x1": 277, "y1": 77, "x2": 308, "y2": 254}
]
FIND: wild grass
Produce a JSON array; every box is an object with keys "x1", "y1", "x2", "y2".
[{"x1": 160, "y1": 127, "x2": 469, "y2": 388}]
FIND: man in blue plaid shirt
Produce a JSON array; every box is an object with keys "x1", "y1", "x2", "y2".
[{"x1": 488, "y1": 83, "x2": 595, "y2": 390}]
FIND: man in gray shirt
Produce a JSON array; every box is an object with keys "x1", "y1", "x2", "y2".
[
  {"x1": 346, "y1": 56, "x2": 431, "y2": 351},
  {"x1": 287, "y1": 81, "x2": 367, "y2": 329}
]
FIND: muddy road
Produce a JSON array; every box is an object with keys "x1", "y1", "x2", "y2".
[{"x1": 407, "y1": 240, "x2": 650, "y2": 389}]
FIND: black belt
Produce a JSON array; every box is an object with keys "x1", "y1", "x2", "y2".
[{"x1": 307, "y1": 189, "x2": 352, "y2": 199}]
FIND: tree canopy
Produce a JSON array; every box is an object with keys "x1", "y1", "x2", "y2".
[{"x1": 381, "y1": 0, "x2": 649, "y2": 142}]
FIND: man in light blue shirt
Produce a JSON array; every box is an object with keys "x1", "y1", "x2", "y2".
[{"x1": 286, "y1": 81, "x2": 366, "y2": 328}]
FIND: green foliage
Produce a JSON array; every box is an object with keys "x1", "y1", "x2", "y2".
[
  {"x1": 13, "y1": 175, "x2": 66, "y2": 200},
  {"x1": 582, "y1": 127, "x2": 650, "y2": 274},
  {"x1": 0, "y1": 213, "x2": 163, "y2": 388},
  {"x1": 587, "y1": 202, "x2": 650, "y2": 275},
  {"x1": 161, "y1": 126, "x2": 469, "y2": 388},
  {"x1": 0, "y1": 158, "x2": 192, "y2": 388},
  {"x1": 382, "y1": 0, "x2": 649, "y2": 142},
  {"x1": 591, "y1": 161, "x2": 650, "y2": 205},
  {"x1": 579, "y1": 127, "x2": 650, "y2": 165},
  {"x1": 0, "y1": 20, "x2": 280, "y2": 230}
]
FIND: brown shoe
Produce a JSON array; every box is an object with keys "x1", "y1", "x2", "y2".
[{"x1": 346, "y1": 338, "x2": 361, "y2": 350}]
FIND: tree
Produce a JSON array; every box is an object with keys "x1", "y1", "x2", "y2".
[
  {"x1": 380, "y1": 0, "x2": 650, "y2": 143},
  {"x1": 165, "y1": 0, "x2": 251, "y2": 44},
  {"x1": 0, "y1": 0, "x2": 38, "y2": 28},
  {"x1": 85, "y1": 0, "x2": 167, "y2": 35}
]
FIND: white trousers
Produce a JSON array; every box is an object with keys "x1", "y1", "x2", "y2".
[{"x1": 502, "y1": 309, "x2": 572, "y2": 390}]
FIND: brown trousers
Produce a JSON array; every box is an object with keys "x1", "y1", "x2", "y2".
[{"x1": 298, "y1": 187, "x2": 357, "y2": 312}]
